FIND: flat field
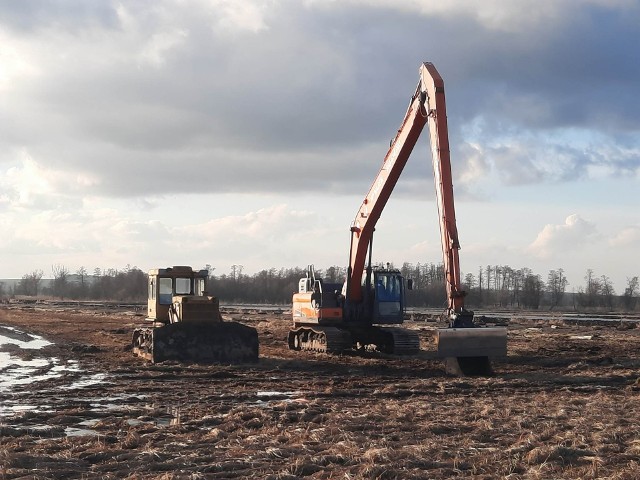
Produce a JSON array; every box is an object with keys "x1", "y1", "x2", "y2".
[{"x1": 1, "y1": 304, "x2": 639, "y2": 479}]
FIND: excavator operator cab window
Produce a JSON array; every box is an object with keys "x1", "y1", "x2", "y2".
[{"x1": 374, "y1": 273, "x2": 403, "y2": 318}]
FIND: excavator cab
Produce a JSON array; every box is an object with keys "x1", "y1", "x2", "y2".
[
  {"x1": 370, "y1": 270, "x2": 405, "y2": 324},
  {"x1": 132, "y1": 266, "x2": 259, "y2": 364}
]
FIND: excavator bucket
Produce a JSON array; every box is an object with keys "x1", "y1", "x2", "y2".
[
  {"x1": 133, "y1": 321, "x2": 259, "y2": 364},
  {"x1": 436, "y1": 327, "x2": 507, "y2": 376}
]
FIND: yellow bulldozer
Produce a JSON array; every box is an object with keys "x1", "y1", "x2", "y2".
[{"x1": 132, "y1": 266, "x2": 258, "y2": 363}]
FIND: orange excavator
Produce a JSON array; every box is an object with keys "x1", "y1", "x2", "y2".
[{"x1": 288, "y1": 62, "x2": 507, "y2": 374}]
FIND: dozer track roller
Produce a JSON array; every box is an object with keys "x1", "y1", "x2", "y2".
[{"x1": 133, "y1": 321, "x2": 258, "y2": 364}]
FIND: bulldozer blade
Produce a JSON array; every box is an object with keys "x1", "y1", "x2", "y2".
[
  {"x1": 436, "y1": 327, "x2": 507, "y2": 376},
  {"x1": 134, "y1": 321, "x2": 259, "y2": 364}
]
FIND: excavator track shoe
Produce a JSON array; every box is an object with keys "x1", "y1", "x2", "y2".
[
  {"x1": 382, "y1": 327, "x2": 420, "y2": 355},
  {"x1": 288, "y1": 326, "x2": 352, "y2": 353},
  {"x1": 352, "y1": 327, "x2": 420, "y2": 355}
]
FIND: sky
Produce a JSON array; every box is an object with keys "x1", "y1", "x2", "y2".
[{"x1": 0, "y1": 0, "x2": 639, "y2": 293}]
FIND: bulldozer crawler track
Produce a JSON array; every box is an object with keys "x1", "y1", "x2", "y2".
[{"x1": 132, "y1": 327, "x2": 154, "y2": 362}]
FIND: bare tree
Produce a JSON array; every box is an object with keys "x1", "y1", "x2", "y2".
[
  {"x1": 75, "y1": 266, "x2": 88, "y2": 298},
  {"x1": 521, "y1": 272, "x2": 543, "y2": 309},
  {"x1": 580, "y1": 269, "x2": 601, "y2": 308},
  {"x1": 52, "y1": 264, "x2": 69, "y2": 299},
  {"x1": 18, "y1": 270, "x2": 44, "y2": 296},
  {"x1": 546, "y1": 268, "x2": 569, "y2": 309},
  {"x1": 204, "y1": 264, "x2": 216, "y2": 277},
  {"x1": 623, "y1": 276, "x2": 638, "y2": 311},
  {"x1": 463, "y1": 272, "x2": 476, "y2": 289},
  {"x1": 600, "y1": 275, "x2": 615, "y2": 310}
]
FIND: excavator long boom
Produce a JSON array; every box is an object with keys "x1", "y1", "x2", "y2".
[
  {"x1": 347, "y1": 62, "x2": 507, "y2": 374},
  {"x1": 348, "y1": 62, "x2": 464, "y2": 311},
  {"x1": 347, "y1": 69, "x2": 427, "y2": 301}
]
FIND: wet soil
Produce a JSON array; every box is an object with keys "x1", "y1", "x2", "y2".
[{"x1": 1, "y1": 304, "x2": 639, "y2": 479}]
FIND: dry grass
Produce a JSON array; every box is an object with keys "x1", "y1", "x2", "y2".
[{"x1": 1, "y1": 307, "x2": 640, "y2": 478}]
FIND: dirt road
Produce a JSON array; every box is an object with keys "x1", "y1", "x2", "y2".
[{"x1": 1, "y1": 304, "x2": 639, "y2": 479}]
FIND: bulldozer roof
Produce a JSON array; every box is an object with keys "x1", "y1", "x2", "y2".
[{"x1": 148, "y1": 266, "x2": 209, "y2": 277}]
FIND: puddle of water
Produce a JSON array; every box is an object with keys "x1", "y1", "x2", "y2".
[
  {"x1": 1, "y1": 323, "x2": 107, "y2": 393},
  {"x1": 256, "y1": 391, "x2": 301, "y2": 398},
  {"x1": 88, "y1": 394, "x2": 148, "y2": 411},
  {"x1": 51, "y1": 360, "x2": 81, "y2": 373},
  {"x1": 0, "y1": 326, "x2": 66, "y2": 392},
  {"x1": 65, "y1": 426, "x2": 98, "y2": 437},
  {"x1": 0, "y1": 403, "x2": 49, "y2": 417},
  {"x1": 78, "y1": 419, "x2": 100, "y2": 427},
  {"x1": 155, "y1": 405, "x2": 182, "y2": 426},
  {"x1": 254, "y1": 391, "x2": 304, "y2": 408},
  {"x1": 62, "y1": 373, "x2": 108, "y2": 390},
  {"x1": 0, "y1": 357, "x2": 87, "y2": 392},
  {"x1": 0, "y1": 357, "x2": 62, "y2": 390},
  {"x1": 0, "y1": 326, "x2": 52, "y2": 350}
]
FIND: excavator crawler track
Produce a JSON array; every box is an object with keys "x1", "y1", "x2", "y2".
[
  {"x1": 288, "y1": 326, "x2": 420, "y2": 356},
  {"x1": 381, "y1": 327, "x2": 421, "y2": 355},
  {"x1": 352, "y1": 326, "x2": 420, "y2": 355},
  {"x1": 288, "y1": 326, "x2": 353, "y2": 354}
]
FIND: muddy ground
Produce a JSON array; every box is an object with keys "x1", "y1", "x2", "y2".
[{"x1": 1, "y1": 304, "x2": 639, "y2": 479}]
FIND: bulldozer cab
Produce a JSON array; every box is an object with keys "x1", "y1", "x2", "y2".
[{"x1": 147, "y1": 266, "x2": 209, "y2": 323}]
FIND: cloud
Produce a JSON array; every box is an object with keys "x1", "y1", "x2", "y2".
[
  {"x1": 0, "y1": 0, "x2": 638, "y2": 288},
  {"x1": 308, "y1": 0, "x2": 639, "y2": 32},
  {"x1": 0, "y1": 154, "x2": 97, "y2": 210},
  {"x1": 528, "y1": 214, "x2": 597, "y2": 259},
  {"x1": 0, "y1": 0, "x2": 638, "y2": 203},
  {"x1": 609, "y1": 226, "x2": 640, "y2": 248}
]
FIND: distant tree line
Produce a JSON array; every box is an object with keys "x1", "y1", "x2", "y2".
[
  {"x1": 7, "y1": 265, "x2": 146, "y2": 302},
  {"x1": 2, "y1": 263, "x2": 638, "y2": 312}
]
